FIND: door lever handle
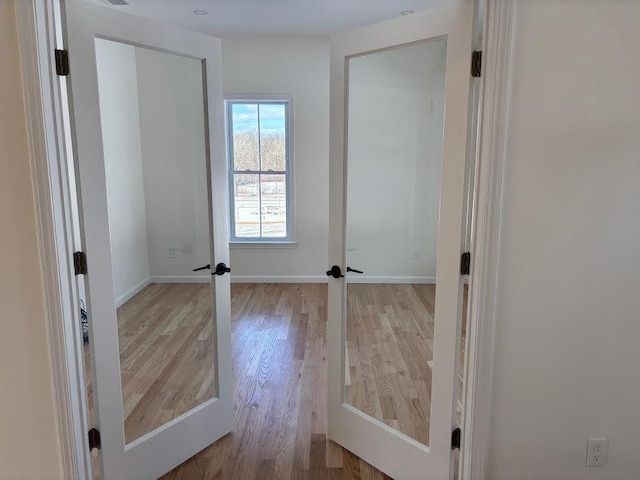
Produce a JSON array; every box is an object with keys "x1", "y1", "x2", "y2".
[
  {"x1": 193, "y1": 264, "x2": 211, "y2": 272},
  {"x1": 214, "y1": 262, "x2": 231, "y2": 276},
  {"x1": 326, "y1": 265, "x2": 344, "y2": 278},
  {"x1": 346, "y1": 267, "x2": 364, "y2": 274}
]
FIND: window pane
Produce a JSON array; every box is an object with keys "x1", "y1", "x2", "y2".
[
  {"x1": 259, "y1": 104, "x2": 286, "y2": 171},
  {"x1": 232, "y1": 104, "x2": 259, "y2": 171},
  {"x1": 233, "y1": 174, "x2": 260, "y2": 238},
  {"x1": 260, "y1": 174, "x2": 287, "y2": 237}
]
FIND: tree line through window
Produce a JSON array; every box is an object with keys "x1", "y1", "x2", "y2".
[{"x1": 227, "y1": 100, "x2": 291, "y2": 240}]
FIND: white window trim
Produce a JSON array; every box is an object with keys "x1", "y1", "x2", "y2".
[{"x1": 225, "y1": 94, "x2": 295, "y2": 246}]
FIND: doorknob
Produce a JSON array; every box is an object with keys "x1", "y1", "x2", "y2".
[
  {"x1": 193, "y1": 264, "x2": 210, "y2": 272},
  {"x1": 214, "y1": 262, "x2": 231, "y2": 276},
  {"x1": 326, "y1": 265, "x2": 344, "y2": 278},
  {"x1": 346, "y1": 267, "x2": 364, "y2": 274}
]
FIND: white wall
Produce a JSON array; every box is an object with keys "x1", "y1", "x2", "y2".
[
  {"x1": 135, "y1": 48, "x2": 211, "y2": 280},
  {"x1": 95, "y1": 42, "x2": 211, "y2": 295},
  {"x1": 488, "y1": 2, "x2": 640, "y2": 479},
  {"x1": 95, "y1": 39, "x2": 151, "y2": 303},
  {"x1": 222, "y1": 37, "x2": 330, "y2": 280},
  {"x1": 0, "y1": 0, "x2": 62, "y2": 477},
  {"x1": 346, "y1": 40, "x2": 445, "y2": 280}
]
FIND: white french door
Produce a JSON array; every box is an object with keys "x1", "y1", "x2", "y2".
[
  {"x1": 65, "y1": 1, "x2": 232, "y2": 478},
  {"x1": 327, "y1": 3, "x2": 473, "y2": 479}
]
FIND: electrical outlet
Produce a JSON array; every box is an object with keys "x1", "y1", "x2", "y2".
[{"x1": 586, "y1": 438, "x2": 608, "y2": 467}]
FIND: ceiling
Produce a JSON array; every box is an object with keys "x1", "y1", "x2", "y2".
[{"x1": 87, "y1": 0, "x2": 450, "y2": 37}]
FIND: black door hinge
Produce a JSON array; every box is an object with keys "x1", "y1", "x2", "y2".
[
  {"x1": 471, "y1": 50, "x2": 482, "y2": 77},
  {"x1": 460, "y1": 252, "x2": 471, "y2": 276},
  {"x1": 73, "y1": 251, "x2": 88, "y2": 275},
  {"x1": 451, "y1": 427, "x2": 461, "y2": 450},
  {"x1": 55, "y1": 49, "x2": 70, "y2": 76},
  {"x1": 88, "y1": 427, "x2": 101, "y2": 450}
]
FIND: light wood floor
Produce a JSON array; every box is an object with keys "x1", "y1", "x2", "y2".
[
  {"x1": 161, "y1": 283, "x2": 392, "y2": 480},
  {"x1": 86, "y1": 283, "x2": 467, "y2": 479},
  {"x1": 345, "y1": 284, "x2": 467, "y2": 446},
  {"x1": 117, "y1": 283, "x2": 216, "y2": 443},
  {"x1": 346, "y1": 284, "x2": 435, "y2": 445}
]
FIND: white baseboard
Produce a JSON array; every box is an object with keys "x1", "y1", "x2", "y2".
[
  {"x1": 150, "y1": 275, "x2": 211, "y2": 284},
  {"x1": 346, "y1": 276, "x2": 436, "y2": 284},
  {"x1": 231, "y1": 275, "x2": 328, "y2": 284},
  {"x1": 153, "y1": 275, "x2": 328, "y2": 284},
  {"x1": 146, "y1": 275, "x2": 435, "y2": 285},
  {"x1": 115, "y1": 277, "x2": 151, "y2": 308}
]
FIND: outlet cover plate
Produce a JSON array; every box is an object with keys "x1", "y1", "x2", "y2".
[{"x1": 586, "y1": 438, "x2": 608, "y2": 467}]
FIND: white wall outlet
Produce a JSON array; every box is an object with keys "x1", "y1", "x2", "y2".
[{"x1": 586, "y1": 438, "x2": 608, "y2": 467}]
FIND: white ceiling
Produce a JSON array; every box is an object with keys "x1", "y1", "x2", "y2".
[{"x1": 88, "y1": 0, "x2": 450, "y2": 37}]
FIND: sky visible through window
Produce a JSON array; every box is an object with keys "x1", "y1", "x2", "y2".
[
  {"x1": 230, "y1": 102, "x2": 288, "y2": 239},
  {"x1": 232, "y1": 103, "x2": 286, "y2": 136}
]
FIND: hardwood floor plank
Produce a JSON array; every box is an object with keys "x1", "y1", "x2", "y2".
[
  {"x1": 345, "y1": 284, "x2": 436, "y2": 446},
  {"x1": 85, "y1": 283, "x2": 467, "y2": 479}
]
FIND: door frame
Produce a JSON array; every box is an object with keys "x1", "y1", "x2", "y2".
[
  {"x1": 14, "y1": 0, "x2": 515, "y2": 478},
  {"x1": 460, "y1": 2, "x2": 517, "y2": 477}
]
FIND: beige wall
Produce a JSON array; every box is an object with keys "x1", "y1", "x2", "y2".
[
  {"x1": 0, "y1": 1, "x2": 62, "y2": 479},
  {"x1": 222, "y1": 37, "x2": 330, "y2": 279},
  {"x1": 487, "y1": 1, "x2": 640, "y2": 478}
]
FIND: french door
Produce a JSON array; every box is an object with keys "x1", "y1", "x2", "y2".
[
  {"x1": 65, "y1": 1, "x2": 232, "y2": 478},
  {"x1": 327, "y1": 3, "x2": 473, "y2": 479}
]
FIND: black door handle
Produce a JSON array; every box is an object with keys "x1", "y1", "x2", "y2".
[
  {"x1": 193, "y1": 264, "x2": 211, "y2": 272},
  {"x1": 347, "y1": 267, "x2": 364, "y2": 274},
  {"x1": 214, "y1": 262, "x2": 231, "y2": 276},
  {"x1": 326, "y1": 265, "x2": 344, "y2": 278}
]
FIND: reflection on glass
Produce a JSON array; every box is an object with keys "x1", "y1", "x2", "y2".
[
  {"x1": 344, "y1": 39, "x2": 447, "y2": 446},
  {"x1": 95, "y1": 38, "x2": 217, "y2": 444}
]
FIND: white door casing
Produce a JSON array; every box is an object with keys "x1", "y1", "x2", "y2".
[
  {"x1": 327, "y1": 3, "x2": 473, "y2": 479},
  {"x1": 64, "y1": 1, "x2": 232, "y2": 478}
]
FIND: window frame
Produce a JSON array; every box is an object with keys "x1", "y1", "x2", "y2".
[{"x1": 225, "y1": 94, "x2": 295, "y2": 245}]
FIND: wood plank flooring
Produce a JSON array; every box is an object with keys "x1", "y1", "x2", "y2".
[
  {"x1": 345, "y1": 284, "x2": 436, "y2": 446},
  {"x1": 161, "y1": 283, "x2": 391, "y2": 479},
  {"x1": 119, "y1": 283, "x2": 217, "y2": 443},
  {"x1": 85, "y1": 282, "x2": 468, "y2": 479}
]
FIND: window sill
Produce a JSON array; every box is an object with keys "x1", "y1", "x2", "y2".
[{"x1": 230, "y1": 241, "x2": 297, "y2": 249}]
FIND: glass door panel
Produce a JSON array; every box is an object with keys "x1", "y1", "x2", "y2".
[
  {"x1": 95, "y1": 39, "x2": 217, "y2": 444},
  {"x1": 344, "y1": 39, "x2": 447, "y2": 447}
]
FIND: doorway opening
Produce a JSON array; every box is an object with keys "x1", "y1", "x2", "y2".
[{"x1": 41, "y1": 0, "x2": 485, "y2": 478}]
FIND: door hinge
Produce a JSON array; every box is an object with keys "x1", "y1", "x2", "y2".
[
  {"x1": 460, "y1": 252, "x2": 471, "y2": 275},
  {"x1": 471, "y1": 50, "x2": 482, "y2": 77},
  {"x1": 55, "y1": 49, "x2": 70, "y2": 76},
  {"x1": 451, "y1": 427, "x2": 461, "y2": 450},
  {"x1": 88, "y1": 427, "x2": 101, "y2": 450},
  {"x1": 73, "y1": 251, "x2": 88, "y2": 275}
]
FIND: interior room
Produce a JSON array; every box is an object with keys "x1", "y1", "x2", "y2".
[
  {"x1": 3, "y1": 1, "x2": 640, "y2": 480},
  {"x1": 81, "y1": 16, "x2": 467, "y2": 477}
]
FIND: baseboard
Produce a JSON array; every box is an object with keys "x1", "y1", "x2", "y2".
[
  {"x1": 346, "y1": 276, "x2": 436, "y2": 284},
  {"x1": 231, "y1": 275, "x2": 328, "y2": 284},
  {"x1": 144, "y1": 275, "x2": 434, "y2": 285},
  {"x1": 150, "y1": 275, "x2": 211, "y2": 284},
  {"x1": 149, "y1": 275, "x2": 327, "y2": 284},
  {"x1": 115, "y1": 277, "x2": 151, "y2": 307}
]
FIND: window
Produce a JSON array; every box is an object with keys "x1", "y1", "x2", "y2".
[{"x1": 226, "y1": 97, "x2": 293, "y2": 242}]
